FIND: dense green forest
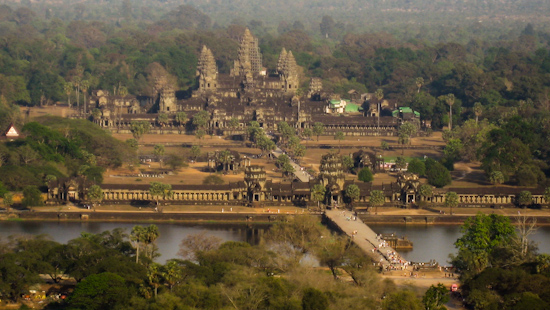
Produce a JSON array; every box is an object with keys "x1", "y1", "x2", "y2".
[
  {"x1": 0, "y1": 217, "x2": 426, "y2": 310},
  {"x1": 0, "y1": 1, "x2": 549, "y2": 188},
  {"x1": 1, "y1": 214, "x2": 549, "y2": 310},
  {"x1": 0, "y1": 117, "x2": 135, "y2": 195}
]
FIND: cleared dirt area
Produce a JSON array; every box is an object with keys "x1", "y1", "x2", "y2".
[{"x1": 24, "y1": 105, "x2": 73, "y2": 119}]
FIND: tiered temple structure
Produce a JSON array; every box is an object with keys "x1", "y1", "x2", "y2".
[{"x1": 89, "y1": 28, "x2": 402, "y2": 136}]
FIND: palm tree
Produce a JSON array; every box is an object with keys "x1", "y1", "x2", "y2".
[
  {"x1": 415, "y1": 77, "x2": 424, "y2": 93},
  {"x1": 311, "y1": 184, "x2": 326, "y2": 209},
  {"x1": 80, "y1": 79, "x2": 89, "y2": 114},
  {"x1": 473, "y1": 102, "x2": 483, "y2": 125},
  {"x1": 446, "y1": 94, "x2": 455, "y2": 130},
  {"x1": 444, "y1": 192, "x2": 458, "y2": 215},
  {"x1": 73, "y1": 77, "x2": 81, "y2": 114},
  {"x1": 334, "y1": 131, "x2": 344, "y2": 152},
  {"x1": 64, "y1": 82, "x2": 73, "y2": 108},
  {"x1": 375, "y1": 89, "x2": 384, "y2": 134}
]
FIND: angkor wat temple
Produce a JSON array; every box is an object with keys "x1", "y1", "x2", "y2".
[{"x1": 89, "y1": 29, "x2": 404, "y2": 136}]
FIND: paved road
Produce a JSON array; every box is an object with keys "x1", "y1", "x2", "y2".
[
  {"x1": 271, "y1": 145, "x2": 311, "y2": 182},
  {"x1": 325, "y1": 209, "x2": 399, "y2": 267}
]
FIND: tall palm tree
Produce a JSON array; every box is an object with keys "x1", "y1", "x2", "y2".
[
  {"x1": 80, "y1": 79, "x2": 89, "y2": 115},
  {"x1": 446, "y1": 94, "x2": 455, "y2": 130},
  {"x1": 73, "y1": 77, "x2": 81, "y2": 114},
  {"x1": 375, "y1": 89, "x2": 384, "y2": 134},
  {"x1": 473, "y1": 102, "x2": 483, "y2": 125},
  {"x1": 64, "y1": 82, "x2": 73, "y2": 108},
  {"x1": 415, "y1": 77, "x2": 424, "y2": 93}
]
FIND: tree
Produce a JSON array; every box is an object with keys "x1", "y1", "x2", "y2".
[
  {"x1": 399, "y1": 122, "x2": 417, "y2": 143},
  {"x1": 175, "y1": 111, "x2": 187, "y2": 133},
  {"x1": 22, "y1": 185, "x2": 43, "y2": 207},
  {"x1": 294, "y1": 144, "x2": 306, "y2": 162},
  {"x1": 375, "y1": 88, "x2": 384, "y2": 133},
  {"x1": 147, "y1": 263, "x2": 163, "y2": 299},
  {"x1": 192, "y1": 110, "x2": 209, "y2": 131},
  {"x1": 518, "y1": 191, "x2": 532, "y2": 208},
  {"x1": 68, "y1": 272, "x2": 130, "y2": 310},
  {"x1": 73, "y1": 76, "x2": 81, "y2": 112},
  {"x1": 217, "y1": 150, "x2": 232, "y2": 171},
  {"x1": 302, "y1": 128, "x2": 313, "y2": 145},
  {"x1": 149, "y1": 182, "x2": 172, "y2": 205},
  {"x1": 445, "y1": 192, "x2": 459, "y2": 215},
  {"x1": 545, "y1": 187, "x2": 550, "y2": 205},
  {"x1": 381, "y1": 141, "x2": 389, "y2": 150},
  {"x1": 0, "y1": 181, "x2": 7, "y2": 198},
  {"x1": 203, "y1": 175, "x2": 224, "y2": 185},
  {"x1": 64, "y1": 82, "x2": 73, "y2": 107},
  {"x1": 311, "y1": 184, "x2": 326, "y2": 208},
  {"x1": 276, "y1": 154, "x2": 290, "y2": 167},
  {"x1": 277, "y1": 121, "x2": 294, "y2": 144},
  {"x1": 319, "y1": 15, "x2": 335, "y2": 38},
  {"x1": 153, "y1": 144, "x2": 165, "y2": 167},
  {"x1": 342, "y1": 155, "x2": 354, "y2": 172},
  {"x1": 358, "y1": 167, "x2": 373, "y2": 182},
  {"x1": 130, "y1": 121, "x2": 151, "y2": 142},
  {"x1": 369, "y1": 190, "x2": 385, "y2": 214},
  {"x1": 2, "y1": 192, "x2": 13, "y2": 211},
  {"x1": 312, "y1": 122, "x2": 324, "y2": 141},
  {"x1": 426, "y1": 161, "x2": 452, "y2": 188},
  {"x1": 165, "y1": 154, "x2": 186, "y2": 171},
  {"x1": 396, "y1": 157, "x2": 407, "y2": 170},
  {"x1": 334, "y1": 131, "x2": 344, "y2": 151},
  {"x1": 190, "y1": 145, "x2": 201, "y2": 161},
  {"x1": 345, "y1": 184, "x2": 360, "y2": 208},
  {"x1": 489, "y1": 171, "x2": 505, "y2": 185},
  {"x1": 92, "y1": 108, "x2": 102, "y2": 123},
  {"x1": 131, "y1": 224, "x2": 160, "y2": 264},
  {"x1": 422, "y1": 284, "x2": 449, "y2": 310},
  {"x1": 383, "y1": 290, "x2": 422, "y2": 310},
  {"x1": 397, "y1": 133, "x2": 409, "y2": 154},
  {"x1": 178, "y1": 232, "x2": 222, "y2": 261},
  {"x1": 87, "y1": 185, "x2": 103, "y2": 207},
  {"x1": 446, "y1": 93, "x2": 455, "y2": 130},
  {"x1": 126, "y1": 138, "x2": 138, "y2": 151},
  {"x1": 227, "y1": 117, "x2": 239, "y2": 132},
  {"x1": 195, "y1": 129, "x2": 206, "y2": 144},
  {"x1": 157, "y1": 113, "x2": 169, "y2": 133},
  {"x1": 302, "y1": 287, "x2": 328, "y2": 310},
  {"x1": 452, "y1": 214, "x2": 515, "y2": 275},
  {"x1": 407, "y1": 158, "x2": 426, "y2": 176},
  {"x1": 473, "y1": 102, "x2": 483, "y2": 124},
  {"x1": 418, "y1": 184, "x2": 433, "y2": 201},
  {"x1": 80, "y1": 79, "x2": 89, "y2": 114},
  {"x1": 415, "y1": 77, "x2": 424, "y2": 93},
  {"x1": 282, "y1": 162, "x2": 295, "y2": 179}
]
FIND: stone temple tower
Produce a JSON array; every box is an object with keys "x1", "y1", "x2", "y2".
[
  {"x1": 196, "y1": 45, "x2": 218, "y2": 94},
  {"x1": 318, "y1": 153, "x2": 346, "y2": 204},
  {"x1": 278, "y1": 49, "x2": 299, "y2": 94},
  {"x1": 159, "y1": 84, "x2": 176, "y2": 113},
  {"x1": 231, "y1": 28, "x2": 263, "y2": 77}
]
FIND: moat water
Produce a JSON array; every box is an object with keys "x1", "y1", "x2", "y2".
[{"x1": 1, "y1": 221, "x2": 549, "y2": 264}]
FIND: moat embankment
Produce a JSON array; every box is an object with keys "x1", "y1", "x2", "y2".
[{"x1": 5, "y1": 211, "x2": 550, "y2": 225}]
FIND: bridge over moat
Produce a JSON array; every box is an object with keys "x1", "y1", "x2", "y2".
[{"x1": 324, "y1": 210, "x2": 399, "y2": 267}]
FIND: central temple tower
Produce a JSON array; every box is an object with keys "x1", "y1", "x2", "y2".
[{"x1": 231, "y1": 28, "x2": 263, "y2": 77}]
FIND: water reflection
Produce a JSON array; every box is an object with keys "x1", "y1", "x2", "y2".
[
  {"x1": 369, "y1": 224, "x2": 550, "y2": 265},
  {"x1": 1, "y1": 221, "x2": 549, "y2": 265},
  {"x1": 0, "y1": 221, "x2": 267, "y2": 263}
]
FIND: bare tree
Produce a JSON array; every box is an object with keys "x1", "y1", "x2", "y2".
[
  {"x1": 178, "y1": 232, "x2": 222, "y2": 261},
  {"x1": 516, "y1": 215, "x2": 537, "y2": 258}
]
